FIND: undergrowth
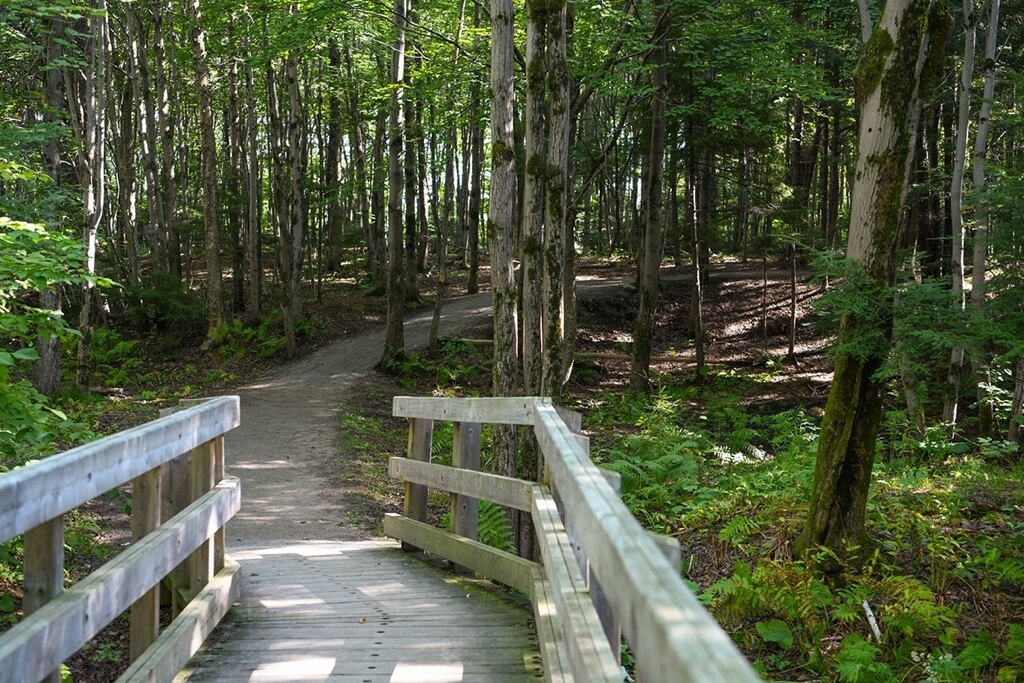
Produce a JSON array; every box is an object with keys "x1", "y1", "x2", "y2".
[{"x1": 577, "y1": 370, "x2": 1024, "y2": 682}]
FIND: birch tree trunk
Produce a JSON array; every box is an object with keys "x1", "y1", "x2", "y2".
[
  {"x1": 797, "y1": 0, "x2": 951, "y2": 566},
  {"x1": 969, "y1": 0, "x2": 1000, "y2": 436},
  {"x1": 943, "y1": 0, "x2": 978, "y2": 428}
]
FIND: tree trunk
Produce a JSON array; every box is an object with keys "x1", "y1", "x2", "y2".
[
  {"x1": 325, "y1": 38, "x2": 343, "y2": 272},
  {"x1": 969, "y1": 0, "x2": 1000, "y2": 436},
  {"x1": 382, "y1": 0, "x2": 408, "y2": 362},
  {"x1": 489, "y1": 0, "x2": 520, "y2": 515},
  {"x1": 75, "y1": 0, "x2": 108, "y2": 391},
  {"x1": 630, "y1": 2, "x2": 668, "y2": 393},
  {"x1": 244, "y1": 56, "x2": 262, "y2": 316},
  {"x1": 798, "y1": 0, "x2": 951, "y2": 567},
  {"x1": 542, "y1": 0, "x2": 570, "y2": 397},
  {"x1": 186, "y1": 0, "x2": 224, "y2": 344},
  {"x1": 943, "y1": 0, "x2": 977, "y2": 428},
  {"x1": 521, "y1": 0, "x2": 546, "y2": 398}
]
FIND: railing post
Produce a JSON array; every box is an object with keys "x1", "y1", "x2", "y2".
[
  {"x1": 451, "y1": 421, "x2": 481, "y2": 543},
  {"x1": 129, "y1": 466, "x2": 162, "y2": 662},
  {"x1": 189, "y1": 438, "x2": 216, "y2": 597},
  {"x1": 24, "y1": 517, "x2": 64, "y2": 683},
  {"x1": 402, "y1": 417, "x2": 433, "y2": 552},
  {"x1": 159, "y1": 405, "x2": 193, "y2": 616},
  {"x1": 212, "y1": 435, "x2": 226, "y2": 572}
]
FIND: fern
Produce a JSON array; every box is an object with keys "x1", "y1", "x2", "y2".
[
  {"x1": 475, "y1": 501, "x2": 515, "y2": 553},
  {"x1": 442, "y1": 500, "x2": 515, "y2": 554},
  {"x1": 833, "y1": 634, "x2": 896, "y2": 683}
]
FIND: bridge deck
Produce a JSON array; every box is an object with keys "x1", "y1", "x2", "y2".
[{"x1": 175, "y1": 540, "x2": 543, "y2": 682}]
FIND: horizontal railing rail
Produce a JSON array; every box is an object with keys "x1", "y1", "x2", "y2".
[
  {"x1": 0, "y1": 396, "x2": 242, "y2": 683},
  {"x1": 385, "y1": 395, "x2": 760, "y2": 683}
]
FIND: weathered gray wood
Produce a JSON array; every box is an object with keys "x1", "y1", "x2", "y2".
[
  {"x1": 118, "y1": 557, "x2": 241, "y2": 683},
  {"x1": 0, "y1": 478, "x2": 241, "y2": 683},
  {"x1": 0, "y1": 396, "x2": 239, "y2": 543},
  {"x1": 23, "y1": 516, "x2": 63, "y2": 683},
  {"x1": 531, "y1": 567, "x2": 573, "y2": 683},
  {"x1": 451, "y1": 422, "x2": 481, "y2": 542},
  {"x1": 177, "y1": 540, "x2": 543, "y2": 682},
  {"x1": 650, "y1": 531, "x2": 682, "y2": 570},
  {"x1": 531, "y1": 488, "x2": 621, "y2": 682},
  {"x1": 163, "y1": 453, "x2": 192, "y2": 614},
  {"x1": 189, "y1": 440, "x2": 216, "y2": 598},
  {"x1": 402, "y1": 418, "x2": 432, "y2": 552},
  {"x1": 388, "y1": 457, "x2": 534, "y2": 511},
  {"x1": 383, "y1": 513, "x2": 535, "y2": 594},
  {"x1": 394, "y1": 395, "x2": 550, "y2": 424},
  {"x1": 211, "y1": 436, "x2": 225, "y2": 572},
  {"x1": 532, "y1": 404, "x2": 760, "y2": 682},
  {"x1": 130, "y1": 467, "x2": 163, "y2": 662}
]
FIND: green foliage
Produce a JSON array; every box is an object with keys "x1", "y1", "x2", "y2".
[
  {"x1": 0, "y1": 219, "x2": 102, "y2": 462},
  {"x1": 110, "y1": 271, "x2": 205, "y2": 336},
  {"x1": 584, "y1": 368, "x2": 1024, "y2": 681},
  {"x1": 382, "y1": 338, "x2": 490, "y2": 393},
  {"x1": 834, "y1": 635, "x2": 895, "y2": 683}
]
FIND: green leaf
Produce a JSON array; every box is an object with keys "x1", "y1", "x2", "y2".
[
  {"x1": 958, "y1": 631, "x2": 997, "y2": 670},
  {"x1": 13, "y1": 347, "x2": 39, "y2": 361},
  {"x1": 0, "y1": 352, "x2": 13, "y2": 366},
  {"x1": 756, "y1": 619, "x2": 793, "y2": 649}
]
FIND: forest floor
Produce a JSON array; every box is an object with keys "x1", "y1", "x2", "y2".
[{"x1": 22, "y1": 258, "x2": 840, "y2": 681}]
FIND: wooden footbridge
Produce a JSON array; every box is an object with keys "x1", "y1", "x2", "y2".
[{"x1": 0, "y1": 395, "x2": 759, "y2": 682}]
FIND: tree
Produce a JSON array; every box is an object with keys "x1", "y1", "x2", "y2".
[
  {"x1": 186, "y1": 0, "x2": 224, "y2": 345},
  {"x1": 488, "y1": 0, "x2": 520, "y2": 523},
  {"x1": 797, "y1": 0, "x2": 951, "y2": 566},
  {"x1": 382, "y1": 0, "x2": 409, "y2": 363},
  {"x1": 630, "y1": 1, "x2": 669, "y2": 393}
]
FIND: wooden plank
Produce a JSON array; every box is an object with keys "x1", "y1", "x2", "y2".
[
  {"x1": 382, "y1": 513, "x2": 535, "y2": 595},
  {"x1": 451, "y1": 422, "x2": 481, "y2": 542},
  {"x1": 531, "y1": 567, "x2": 573, "y2": 683},
  {"x1": 0, "y1": 395, "x2": 240, "y2": 543},
  {"x1": 117, "y1": 557, "x2": 242, "y2": 683},
  {"x1": 394, "y1": 395, "x2": 550, "y2": 425},
  {"x1": 130, "y1": 467, "x2": 163, "y2": 662},
  {"x1": 532, "y1": 404, "x2": 759, "y2": 682},
  {"x1": 388, "y1": 458, "x2": 533, "y2": 511},
  {"x1": 189, "y1": 440, "x2": 216, "y2": 598},
  {"x1": 531, "y1": 488, "x2": 621, "y2": 683},
  {"x1": 402, "y1": 418, "x2": 432, "y2": 552},
  {"x1": 23, "y1": 516, "x2": 64, "y2": 683},
  {"x1": 0, "y1": 477, "x2": 241, "y2": 683}
]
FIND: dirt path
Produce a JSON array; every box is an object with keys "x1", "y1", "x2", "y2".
[{"x1": 223, "y1": 292, "x2": 493, "y2": 548}]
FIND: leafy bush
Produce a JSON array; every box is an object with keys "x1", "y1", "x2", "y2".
[{"x1": 110, "y1": 270, "x2": 205, "y2": 336}]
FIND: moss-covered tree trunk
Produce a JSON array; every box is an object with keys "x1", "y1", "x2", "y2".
[{"x1": 797, "y1": 0, "x2": 950, "y2": 565}]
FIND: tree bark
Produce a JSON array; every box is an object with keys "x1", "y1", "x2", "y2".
[
  {"x1": 969, "y1": 0, "x2": 1000, "y2": 436},
  {"x1": 186, "y1": 0, "x2": 224, "y2": 344},
  {"x1": 630, "y1": 2, "x2": 668, "y2": 393},
  {"x1": 944, "y1": 0, "x2": 978, "y2": 427},
  {"x1": 489, "y1": 0, "x2": 520, "y2": 505},
  {"x1": 382, "y1": 0, "x2": 409, "y2": 362},
  {"x1": 798, "y1": 0, "x2": 951, "y2": 566}
]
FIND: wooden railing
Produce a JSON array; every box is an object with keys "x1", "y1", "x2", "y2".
[
  {"x1": 384, "y1": 396, "x2": 760, "y2": 683},
  {"x1": 0, "y1": 396, "x2": 242, "y2": 683}
]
